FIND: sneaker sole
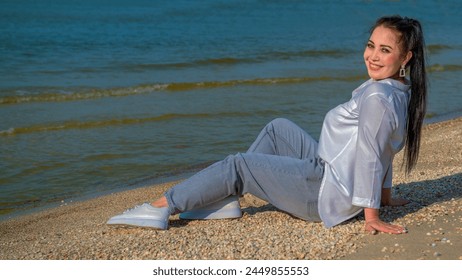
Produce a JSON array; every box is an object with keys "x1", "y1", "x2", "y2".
[{"x1": 107, "y1": 218, "x2": 167, "y2": 230}]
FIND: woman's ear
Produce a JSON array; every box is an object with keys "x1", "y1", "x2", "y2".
[{"x1": 403, "y1": 51, "x2": 413, "y2": 66}]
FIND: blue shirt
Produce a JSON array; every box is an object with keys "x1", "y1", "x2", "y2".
[{"x1": 317, "y1": 78, "x2": 411, "y2": 228}]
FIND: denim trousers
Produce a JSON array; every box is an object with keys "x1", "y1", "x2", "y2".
[{"x1": 164, "y1": 118, "x2": 324, "y2": 221}]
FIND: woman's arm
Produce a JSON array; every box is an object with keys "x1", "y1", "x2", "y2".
[
  {"x1": 354, "y1": 93, "x2": 409, "y2": 234},
  {"x1": 364, "y1": 188, "x2": 410, "y2": 234}
]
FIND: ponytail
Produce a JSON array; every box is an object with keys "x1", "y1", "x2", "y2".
[{"x1": 371, "y1": 16, "x2": 428, "y2": 174}]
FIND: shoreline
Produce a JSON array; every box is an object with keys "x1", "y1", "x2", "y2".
[{"x1": 1, "y1": 117, "x2": 461, "y2": 260}]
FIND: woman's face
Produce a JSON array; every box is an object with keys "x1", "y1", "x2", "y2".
[{"x1": 364, "y1": 25, "x2": 412, "y2": 81}]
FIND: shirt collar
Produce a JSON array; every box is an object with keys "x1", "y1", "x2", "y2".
[{"x1": 372, "y1": 78, "x2": 411, "y2": 93}]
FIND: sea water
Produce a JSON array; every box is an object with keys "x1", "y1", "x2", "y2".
[{"x1": 1, "y1": 0, "x2": 461, "y2": 219}]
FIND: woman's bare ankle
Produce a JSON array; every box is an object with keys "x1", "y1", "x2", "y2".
[{"x1": 151, "y1": 196, "x2": 168, "y2": 208}]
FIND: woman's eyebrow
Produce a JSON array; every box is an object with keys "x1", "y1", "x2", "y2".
[{"x1": 369, "y1": 39, "x2": 393, "y2": 49}]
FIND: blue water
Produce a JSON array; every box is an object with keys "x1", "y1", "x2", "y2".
[{"x1": 1, "y1": 0, "x2": 462, "y2": 219}]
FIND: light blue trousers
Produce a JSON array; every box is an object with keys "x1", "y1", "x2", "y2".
[{"x1": 164, "y1": 118, "x2": 324, "y2": 221}]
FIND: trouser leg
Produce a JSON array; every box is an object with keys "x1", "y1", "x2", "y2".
[
  {"x1": 164, "y1": 118, "x2": 323, "y2": 221},
  {"x1": 164, "y1": 152, "x2": 322, "y2": 221},
  {"x1": 247, "y1": 118, "x2": 318, "y2": 160}
]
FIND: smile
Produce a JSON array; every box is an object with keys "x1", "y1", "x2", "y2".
[{"x1": 368, "y1": 62, "x2": 383, "y2": 71}]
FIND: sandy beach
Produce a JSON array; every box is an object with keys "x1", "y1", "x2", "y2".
[{"x1": 0, "y1": 117, "x2": 461, "y2": 260}]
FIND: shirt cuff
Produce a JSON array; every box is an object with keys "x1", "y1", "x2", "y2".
[{"x1": 352, "y1": 197, "x2": 380, "y2": 209}]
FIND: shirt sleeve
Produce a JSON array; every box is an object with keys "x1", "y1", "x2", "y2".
[{"x1": 352, "y1": 93, "x2": 395, "y2": 209}]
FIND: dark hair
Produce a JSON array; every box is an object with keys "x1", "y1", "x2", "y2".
[{"x1": 371, "y1": 15, "x2": 427, "y2": 174}]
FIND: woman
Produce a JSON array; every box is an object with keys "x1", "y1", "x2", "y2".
[{"x1": 107, "y1": 15, "x2": 427, "y2": 235}]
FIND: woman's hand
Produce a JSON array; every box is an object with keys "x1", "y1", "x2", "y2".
[
  {"x1": 364, "y1": 208, "x2": 407, "y2": 234},
  {"x1": 365, "y1": 218, "x2": 408, "y2": 235}
]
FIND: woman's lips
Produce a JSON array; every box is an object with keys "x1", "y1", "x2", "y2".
[{"x1": 368, "y1": 62, "x2": 382, "y2": 71}]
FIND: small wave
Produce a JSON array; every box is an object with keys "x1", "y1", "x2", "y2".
[
  {"x1": 0, "y1": 75, "x2": 365, "y2": 105},
  {"x1": 428, "y1": 64, "x2": 462, "y2": 72},
  {"x1": 194, "y1": 57, "x2": 257, "y2": 66},
  {"x1": 0, "y1": 110, "x2": 279, "y2": 137},
  {"x1": 115, "y1": 57, "x2": 257, "y2": 72},
  {"x1": 427, "y1": 44, "x2": 453, "y2": 54},
  {"x1": 268, "y1": 49, "x2": 351, "y2": 60},
  {"x1": 427, "y1": 44, "x2": 462, "y2": 54},
  {"x1": 5, "y1": 60, "x2": 461, "y2": 106},
  {"x1": 202, "y1": 49, "x2": 351, "y2": 63},
  {"x1": 0, "y1": 84, "x2": 168, "y2": 105},
  {"x1": 120, "y1": 49, "x2": 351, "y2": 71},
  {"x1": 165, "y1": 75, "x2": 366, "y2": 91}
]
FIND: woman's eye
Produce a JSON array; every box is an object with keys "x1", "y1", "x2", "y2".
[
  {"x1": 366, "y1": 43, "x2": 374, "y2": 48},
  {"x1": 381, "y1": 47, "x2": 391, "y2": 53}
]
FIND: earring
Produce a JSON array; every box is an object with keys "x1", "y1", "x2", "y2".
[{"x1": 399, "y1": 65, "x2": 406, "y2": 77}]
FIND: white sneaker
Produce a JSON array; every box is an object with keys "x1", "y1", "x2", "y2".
[
  {"x1": 107, "y1": 203, "x2": 169, "y2": 230},
  {"x1": 179, "y1": 196, "x2": 242, "y2": 220}
]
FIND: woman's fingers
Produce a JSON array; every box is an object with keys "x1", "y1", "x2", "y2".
[{"x1": 365, "y1": 220, "x2": 408, "y2": 235}]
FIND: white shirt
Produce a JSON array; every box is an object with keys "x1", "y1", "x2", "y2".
[{"x1": 317, "y1": 78, "x2": 410, "y2": 228}]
